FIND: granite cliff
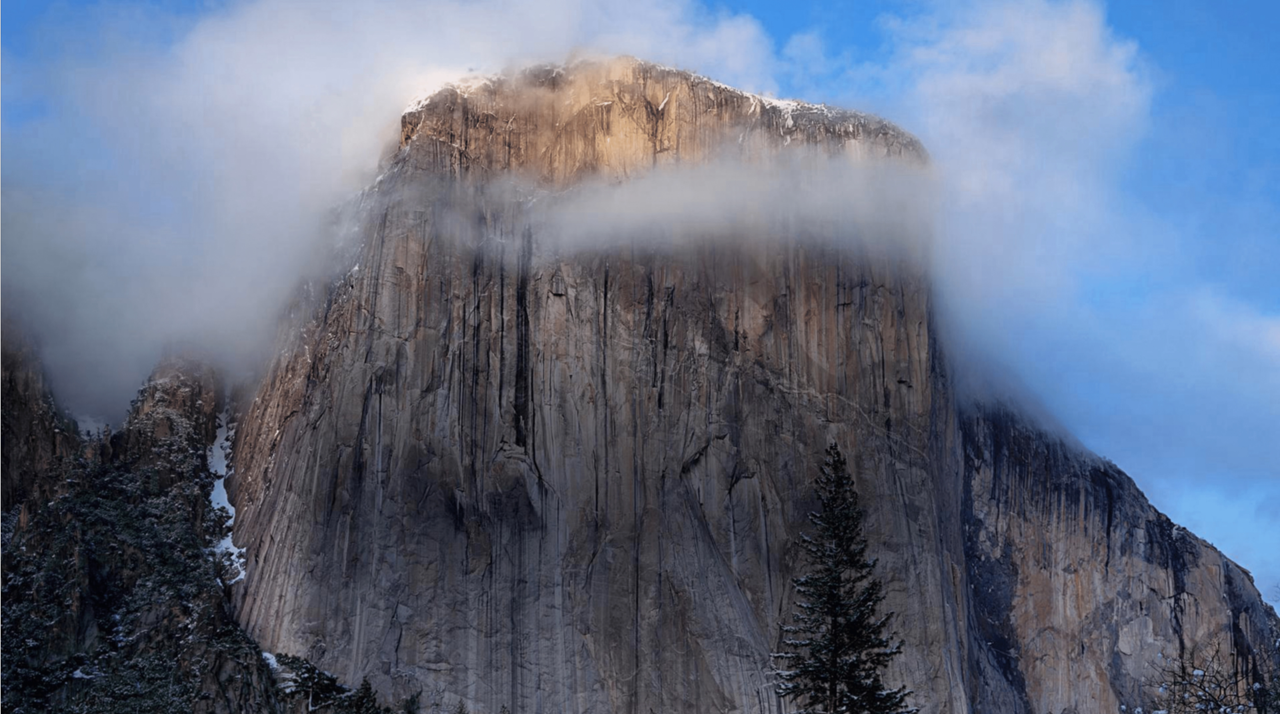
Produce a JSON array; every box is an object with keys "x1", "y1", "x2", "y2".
[
  {"x1": 3, "y1": 57, "x2": 1276, "y2": 714},
  {"x1": 220, "y1": 58, "x2": 1278, "y2": 713}
]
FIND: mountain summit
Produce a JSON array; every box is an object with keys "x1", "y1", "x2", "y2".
[
  {"x1": 226, "y1": 58, "x2": 1279, "y2": 712},
  {"x1": 4, "y1": 57, "x2": 1277, "y2": 714}
]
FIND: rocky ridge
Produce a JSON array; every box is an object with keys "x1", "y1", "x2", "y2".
[
  {"x1": 1, "y1": 330, "x2": 80, "y2": 512},
  {"x1": 1, "y1": 345, "x2": 281, "y2": 713},
  {"x1": 396, "y1": 58, "x2": 926, "y2": 184}
]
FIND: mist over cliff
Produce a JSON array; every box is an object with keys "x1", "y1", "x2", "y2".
[
  {"x1": 219, "y1": 58, "x2": 1279, "y2": 713},
  {"x1": 0, "y1": 0, "x2": 1091, "y2": 426},
  {"x1": 0, "y1": 0, "x2": 783, "y2": 420},
  {"x1": 3, "y1": 4, "x2": 1279, "y2": 708},
  {"x1": 3, "y1": 0, "x2": 1276, "y2": 604}
]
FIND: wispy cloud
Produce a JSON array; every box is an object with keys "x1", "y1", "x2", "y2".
[
  {"x1": 831, "y1": 0, "x2": 1279, "y2": 600},
  {"x1": 2, "y1": 0, "x2": 780, "y2": 418}
]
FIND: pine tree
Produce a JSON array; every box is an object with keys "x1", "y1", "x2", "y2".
[
  {"x1": 774, "y1": 443, "x2": 913, "y2": 714},
  {"x1": 348, "y1": 679, "x2": 389, "y2": 714}
]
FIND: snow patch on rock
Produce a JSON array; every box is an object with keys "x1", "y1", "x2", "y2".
[{"x1": 208, "y1": 409, "x2": 246, "y2": 582}]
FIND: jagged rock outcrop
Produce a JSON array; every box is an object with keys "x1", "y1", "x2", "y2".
[
  {"x1": 216, "y1": 57, "x2": 1279, "y2": 714},
  {"x1": 1, "y1": 345, "x2": 282, "y2": 713},
  {"x1": 2, "y1": 330, "x2": 80, "y2": 511}
]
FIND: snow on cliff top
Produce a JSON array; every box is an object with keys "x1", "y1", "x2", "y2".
[
  {"x1": 398, "y1": 57, "x2": 925, "y2": 161},
  {"x1": 404, "y1": 58, "x2": 851, "y2": 122}
]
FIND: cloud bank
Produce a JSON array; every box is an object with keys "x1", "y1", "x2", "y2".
[
  {"x1": 844, "y1": 0, "x2": 1280, "y2": 599},
  {"x1": 535, "y1": 154, "x2": 934, "y2": 259}
]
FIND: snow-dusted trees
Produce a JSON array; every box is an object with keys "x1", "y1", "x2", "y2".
[
  {"x1": 773, "y1": 443, "x2": 914, "y2": 714},
  {"x1": 1147, "y1": 640, "x2": 1274, "y2": 714}
]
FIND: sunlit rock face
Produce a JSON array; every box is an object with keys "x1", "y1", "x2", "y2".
[{"x1": 225, "y1": 57, "x2": 1278, "y2": 714}]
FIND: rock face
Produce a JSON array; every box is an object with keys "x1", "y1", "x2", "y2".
[
  {"x1": 1, "y1": 343, "x2": 282, "y2": 713},
  {"x1": 959, "y1": 408, "x2": 1278, "y2": 712},
  {"x1": 225, "y1": 58, "x2": 1278, "y2": 713},
  {"x1": 1, "y1": 330, "x2": 80, "y2": 511}
]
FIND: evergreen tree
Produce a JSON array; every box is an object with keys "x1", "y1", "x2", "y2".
[
  {"x1": 774, "y1": 443, "x2": 913, "y2": 714},
  {"x1": 349, "y1": 679, "x2": 388, "y2": 714}
]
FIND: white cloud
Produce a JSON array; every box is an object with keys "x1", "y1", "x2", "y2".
[
  {"x1": 902, "y1": 0, "x2": 1151, "y2": 316},
  {"x1": 536, "y1": 154, "x2": 935, "y2": 258},
  {"x1": 2, "y1": 0, "x2": 781, "y2": 419},
  {"x1": 852, "y1": 0, "x2": 1278, "y2": 599}
]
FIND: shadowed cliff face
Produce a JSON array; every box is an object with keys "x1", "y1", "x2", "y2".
[
  {"x1": 224, "y1": 58, "x2": 1278, "y2": 714},
  {"x1": 1, "y1": 344, "x2": 281, "y2": 713},
  {"x1": 2, "y1": 332, "x2": 81, "y2": 511},
  {"x1": 960, "y1": 407, "x2": 1279, "y2": 713}
]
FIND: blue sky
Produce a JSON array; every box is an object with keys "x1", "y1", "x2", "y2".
[{"x1": 4, "y1": 0, "x2": 1277, "y2": 602}]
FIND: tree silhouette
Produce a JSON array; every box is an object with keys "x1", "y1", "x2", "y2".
[
  {"x1": 1148, "y1": 640, "x2": 1274, "y2": 714},
  {"x1": 774, "y1": 443, "x2": 913, "y2": 714}
]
